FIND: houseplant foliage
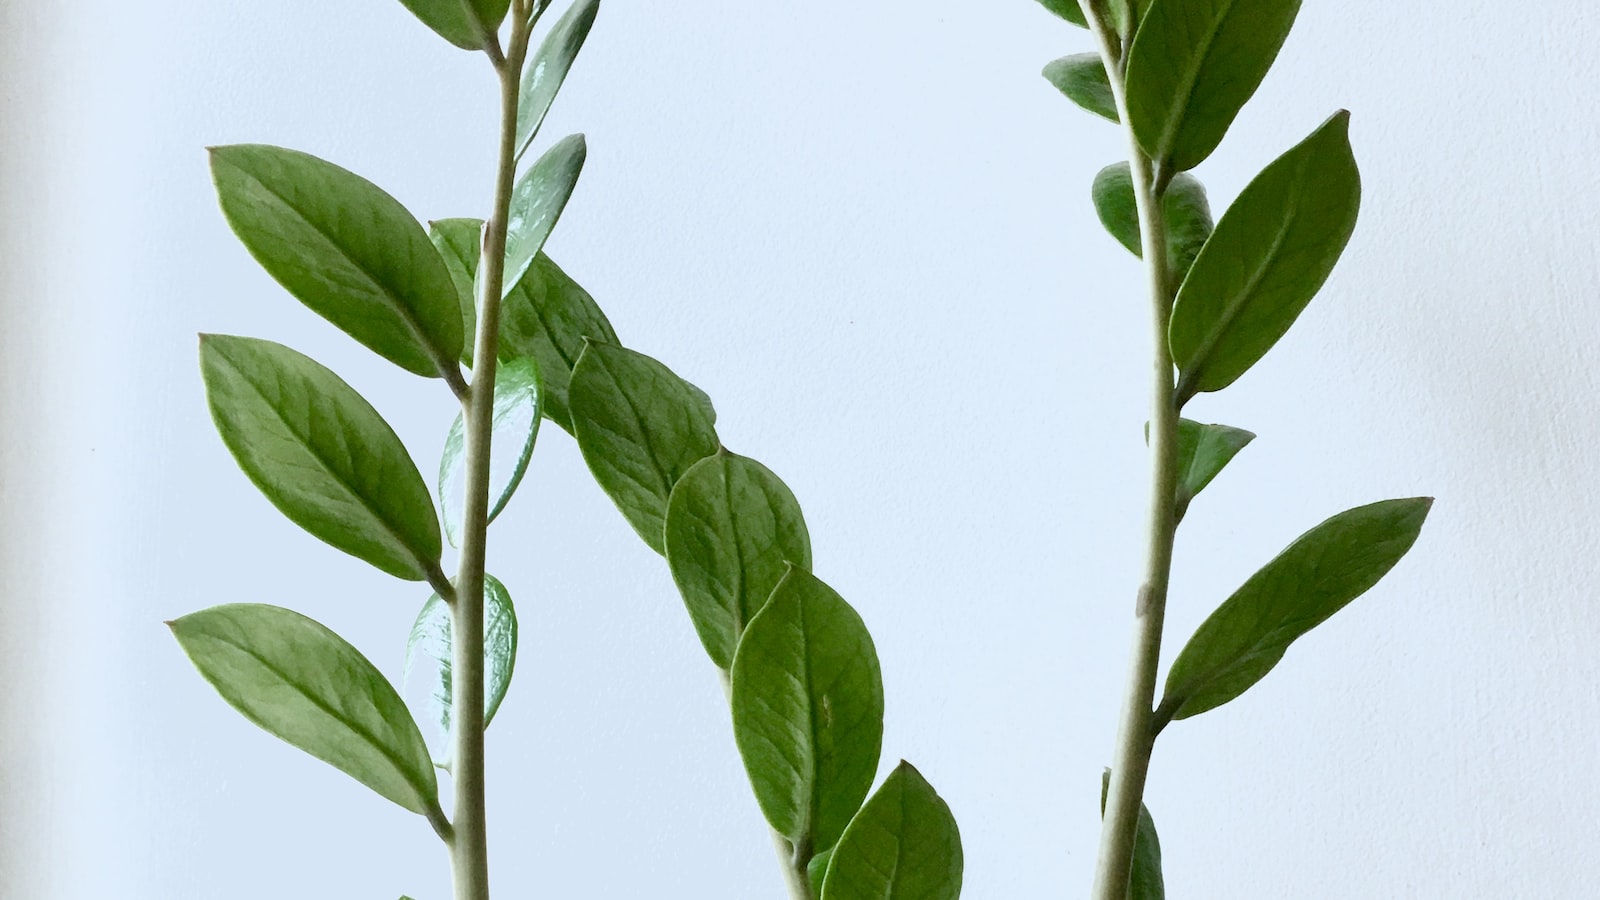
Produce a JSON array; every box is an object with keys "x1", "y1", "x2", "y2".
[
  {"x1": 1041, "y1": 0, "x2": 1432, "y2": 897},
  {"x1": 168, "y1": 2, "x2": 960, "y2": 899}
]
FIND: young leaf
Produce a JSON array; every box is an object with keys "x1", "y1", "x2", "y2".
[
  {"x1": 806, "y1": 848, "x2": 832, "y2": 899},
  {"x1": 664, "y1": 449, "x2": 813, "y2": 669},
  {"x1": 1043, "y1": 54, "x2": 1118, "y2": 123},
  {"x1": 209, "y1": 145, "x2": 464, "y2": 378},
  {"x1": 730, "y1": 567, "x2": 884, "y2": 857},
  {"x1": 515, "y1": 0, "x2": 601, "y2": 164},
  {"x1": 500, "y1": 253, "x2": 620, "y2": 432},
  {"x1": 821, "y1": 761, "x2": 964, "y2": 900},
  {"x1": 503, "y1": 134, "x2": 587, "y2": 298},
  {"x1": 1125, "y1": 0, "x2": 1303, "y2": 171},
  {"x1": 1091, "y1": 163, "x2": 1213, "y2": 279},
  {"x1": 199, "y1": 335, "x2": 442, "y2": 581},
  {"x1": 1036, "y1": 0, "x2": 1087, "y2": 27},
  {"x1": 392, "y1": 0, "x2": 486, "y2": 50},
  {"x1": 1174, "y1": 418, "x2": 1254, "y2": 513},
  {"x1": 169, "y1": 604, "x2": 441, "y2": 818},
  {"x1": 1169, "y1": 113, "x2": 1360, "y2": 400},
  {"x1": 568, "y1": 342, "x2": 719, "y2": 554},
  {"x1": 1100, "y1": 770, "x2": 1166, "y2": 900},
  {"x1": 429, "y1": 218, "x2": 483, "y2": 366},
  {"x1": 438, "y1": 357, "x2": 542, "y2": 547},
  {"x1": 1161, "y1": 497, "x2": 1433, "y2": 721},
  {"x1": 402, "y1": 574, "x2": 518, "y2": 764}
]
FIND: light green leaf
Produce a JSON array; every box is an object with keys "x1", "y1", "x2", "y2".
[
  {"x1": 664, "y1": 449, "x2": 812, "y2": 669},
  {"x1": 730, "y1": 567, "x2": 884, "y2": 857},
  {"x1": 402, "y1": 574, "x2": 518, "y2": 765},
  {"x1": 438, "y1": 358, "x2": 542, "y2": 548},
  {"x1": 1161, "y1": 497, "x2": 1433, "y2": 721},
  {"x1": 504, "y1": 134, "x2": 587, "y2": 299},
  {"x1": 1175, "y1": 419, "x2": 1254, "y2": 515},
  {"x1": 169, "y1": 604, "x2": 440, "y2": 817},
  {"x1": 1043, "y1": 54, "x2": 1118, "y2": 123},
  {"x1": 1036, "y1": 0, "x2": 1087, "y2": 27},
  {"x1": 807, "y1": 848, "x2": 832, "y2": 899},
  {"x1": 515, "y1": 0, "x2": 601, "y2": 164},
  {"x1": 209, "y1": 145, "x2": 463, "y2": 377},
  {"x1": 568, "y1": 342, "x2": 720, "y2": 554},
  {"x1": 501, "y1": 253, "x2": 620, "y2": 432},
  {"x1": 1169, "y1": 113, "x2": 1360, "y2": 400},
  {"x1": 1091, "y1": 163, "x2": 1213, "y2": 279},
  {"x1": 429, "y1": 218, "x2": 482, "y2": 366},
  {"x1": 822, "y1": 761, "x2": 963, "y2": 900},
  {"x1": 1100, "y1": 770, "x2": 1165, "y2": 900},
  {"x1": 392, "y1": 0, "x2": 485, "y2": 50},
  {"x1": 1125, "y1": 0, "x2": 1303, "y2": 171},
  {"x1": 199, "y1": 335, "x2": 441, "y2": 581}
]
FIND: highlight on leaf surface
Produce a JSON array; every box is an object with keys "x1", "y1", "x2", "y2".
[
  {"x1": 1043, "y1": 54, "x2": 1118, "y2": 123},
  {"x1": 1091, "y1": 163, "x2": 1213, "y2": 280},
  {"x1": 503, "y1": 133, "x2": 587, "y2": 298},
  {"x1": 439, "y1": 357, "x2": 542, "y2": 547},
  {"x1": 516, "y1": 0, "x2": 601, "y2": 164},
  {"x1": 1099, "y1": 769, "x2": 1165, "y2": 900},
  {"x1": 821, "y1": 761, "x2": 964, "y2": 900},
  {"x1": 403, "y1": 574, "x2": 519, "y2": 765}
]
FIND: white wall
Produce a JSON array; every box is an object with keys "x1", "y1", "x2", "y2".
[{"x1": 4, "y1": 1, "x2": 1598, "y2": 897}]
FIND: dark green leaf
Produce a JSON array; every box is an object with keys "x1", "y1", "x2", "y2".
[
  {"x1": 170, "y1": 604, "x2": 440, "y2": 816},
  {"x1": 822, "y1": 761, "x2": 963, "y2": 900},
  {"x1": 1091, "y1": 163, "x2": 1214, "y2": 279},
  {"x1": 1125, "y1": 0, "x2": 1303, "y2": 171},
  {"x1": 1036, "y1": 0, "x2": 1087, "y2": 27},
  {"x1": 730, "y1": 567, "x2": 884, "y2": 856},
  {"x1": 209, "y1": 145, "x2": 463, "y2": 377},
  {"x1": 1099, "y1": 770, "x2": 1165, "y2": 900},
  {"x1": 438, "y1": 358, "x2": 542, "y2": 547},
  {"x1": 1169, "y1": 113, "x2": 1360, "y2": 399},
  {"x1": 469, "y1": 0, "x2": 510, "y2": 36},
  {"x1": 1175, "y1": 419, "x2": 1254, "y2": 513},
  {"x1": 515, "y1": 0, "x2": 601, "y2": 164},
  {"x1": 402, "y1": 574, "x2": 518, "y2": 764},
  {"x1": 429, "y1": 218, "x2": 482, "y2": 366},
  {"x1": 568, "y1": 342, "x2": 719, "y2": 554},
  {"x1": 500, "y1": 253, "x2": 619, "y2": 432},
  {"x1": 663, "y1": 449, "x2": 812, "y2": 669},
  {"x1": 1043, "y1": 54, "x2": 1118, "y2": 123},
  {"x1": 199, "y1": 335, "x2": 441, "y2": 581},
  {"x1": 1162, "y1": 497, "x2": 1433, "y2": 720},
  {"x1": 503, "y1": 134, "x2": 587, "y2": 298}
]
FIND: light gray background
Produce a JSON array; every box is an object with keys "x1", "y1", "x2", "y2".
[{"x1": 4, "y1": 1, "x2": 1597, "y2": 897}]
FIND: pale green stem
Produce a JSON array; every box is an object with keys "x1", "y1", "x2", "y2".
[{"x1": 719, "y1": 671, "x2": 814, "y2": 900}]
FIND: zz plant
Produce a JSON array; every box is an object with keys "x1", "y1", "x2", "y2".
[
  {"x1": 1040, "y1": 0, "x2": 1431, "y2": 897},
  {"x1": 169, "y1": 2, "x2": 960, "y2": 900}
]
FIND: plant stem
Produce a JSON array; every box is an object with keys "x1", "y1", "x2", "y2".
[
  {"x1": 449, "y1": 13, "x2": 534, "y2": 900},
  {"x1": 719, "y1": 672, "x2": 814, "y2": 900}
]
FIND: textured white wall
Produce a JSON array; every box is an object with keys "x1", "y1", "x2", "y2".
[{"x1": 4, "y1": 1, "x2": 1599, "y2": 897}]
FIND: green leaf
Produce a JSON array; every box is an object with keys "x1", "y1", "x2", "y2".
[
  {"x1": 1169, "y1": 113, "x2": 1360, "y2": 399},
  {"x1": 438, "y1": 357, "x2": 542, "y2": 548},
  {"x1": 429, "y1": 218, "x2": 482, "y2": 366},
  {"x1": 1036, "y1": 0, "x2": 1087, "y2": 27},
  {"x1": 1091, "y1": 163, "x2": 1214, "y2": 279},
  {"x1": 1161, "y1": 497, "x2": 1433, "y2": 721},
  {"x1": 169, "y1": 604, "x2": 440, "y2": 817},
  {"x1": 209, "y1": 145, "x2": 463, "y2": 377},
  {"x1": 515, "y1": 0, "x2": 601, "y2": 164},
  {"x1": 500, "y1": 253, "x2": 620, "y2": 432},
  {"x1": 504, "y1": 134, "x2": 587, "y2": 299},
  {"x1": 1043, "y1": 54, "x2": 1118, "y2": 123},
  {"x1": 821, "y1": 761, "x2": 964, "y2": 900},
  {"x1": 730, "y1": 567, "x2": 884, "y2": 857},
  {"x1": 568, "y1": 342, "x2": 720, "y2": 554},
  {"x1": 199, "y1": 335, "x2": 441, "y2": 581},
  {"x1": 402, "y1": 574, "x2": 518, "y2": 764},
  {"x1": 1125, "y1": 0, "x2": 1303, "y2": 171},
  {"x1": 1099, "y1": 770, "x2": 1165, "y2": 900},
  {"x1": 392, "y1": 0, "x2": 485, "y2": 50},
  {"x1": 807, "y1": 848, "x2": 832, "y2": 899},
  {"x1": 1175, "y1": 419, "x2": 1254, "y2": 513},
  {"x1": 469, "y1": 0, "x2": 511, "y2": 35},
  {"x1": 663, "y1": 449, "x2": 812, "y2": 669}
]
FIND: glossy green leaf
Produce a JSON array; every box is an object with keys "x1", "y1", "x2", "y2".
[
  {"x1": 1169, "y1": 113, "x2": 1360, "y2": 400},
  {"x1": 822, "y1": 761, "x2": 964, "y2": 900},
  {"x1": 1175, "y1": 419, "x2": 1254, "y2": 514},
  {"x1": 199, "y1": 335, "x2": 441, "y2": 581},
  {"x1": 664, "y1": 449, "x2": 812, "y2": 669},
  {"x1": 1036, "y1": 0, "x2": 1087, "y2": 27},
  {"x1": 515, "y1": 0, "x2": 600, "y2": 164},
  {"x1": 209, "y1": 145, "x2": 463, "y2": 377},
  {"x1": 429, "y1": 218, "x2": 482, "y2": 366},
  {"x1": 1125, "y1": 0, "x2": 1302, "y2": 171},
  {"x1": 503, "y1": 134, "x2": 587, "y2": 298},
  {"x1": 1162, "y1": 497, "x2": 1433, "y2": 720},
  {"x1": 1043, "y1": 54, "x2": 1118, "y2": 123},
  {"x1": 1100, "y1": 770, "x2": 1165, "y2": 900},
  {"x1": 568, "y1": 342, "x2": 720, "y2": 554},
  {"x1": 1091, "y1": 163, "x2": 1214, "y2": 279},
  {"x1": 438, "y1": 358, "x2": 542, "y2": 547},
  {"x1": 393, "y1": 0, "x2": 485, "y2": 50},
  {"x1": 169, "y1": 604, "x2": 440, "y2": 817},
  {"x1": 730, "y1": 567, "x2": 884, "y2": 856},
  {"x1": 402, "y1": 574, "x2": 518, "y2": 765},
  {"x1": 501, "y1": 253, "x2": 620, "y2": 432}
]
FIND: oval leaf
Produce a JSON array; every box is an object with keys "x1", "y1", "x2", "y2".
[
  {"x1": 568, "y1": 342, "x2": 720, "y2": 554},
  {"x1": 501, "y1": 253, "x2": 619, "y2": 432},
  {"x1": 503, "y1": 134, "x2": 587, "y2": 298},
  {"x1": 402, "y1": 574, "x2": 519, "y2": 765},
  {"x1": 515, "y1": 0, "x2": 601, "y2": 164},
  {"x1": 1174, "y1": 418, "x2": 1254, "y2": 515},
  {"x1": 1125, "y1": 0, "x2": 1303, "y2": 171},
  {"x1": 429, "y1": 218, "x2": 483, "y2": 366},
  {"x1": 731, "y1": 567, "x2": 884, "y2": 856},
  {"x1": 199, "y1": 335, "x2": 441, "y2": 581},
  {"x1": 169, "y1": 604, "x2": 440, "y2": 817},
  {"x1": 1169, "y1": 113, "x2": 1359, "y2": 400},
  {"x1": 439, "y1": 357, "x2": 542, "y2": 547},
  {"x1": 1100, "y1": 770, "x2": 1166, "y2": 900},
  {"x1": 1036, "y1": 0, "x2": 1087, "y2": 27},
  {"x1": 1091, "y1": 163, "x2": 1214, "y2": 279},
  {"x1": 1161, "y1": 497, "x2": 1433, "y2": 721},
  {"x1": 821, "y1": 761, "x2": 963, "y2": 900},
  {"x1": 1043, "y1": 54, "x2": 1118, "y2": 123},
  {"x1": 393, "y1": 0, "x2": 485, "y2": 50},
  {"x1": 209, "y1": 145, "x2": 464, "y2": 377},
  {"x1": 664, "y1": 449, "x2": 813, "y2": 669}
]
